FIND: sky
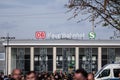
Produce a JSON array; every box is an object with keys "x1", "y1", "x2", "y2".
[{"x1": 0, "y1": 0, "x2": 115, "y2": 39}]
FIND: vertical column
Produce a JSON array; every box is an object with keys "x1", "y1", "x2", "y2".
[
  {"x1": 5, "y1": 47, "x2": 8, "y2": 75},
  {"x1": 8, "y1": 47, "x2": 11, "y2": 74},
  {"x1": 30, "y1": 47, "x2": 34, "y2": 71},
  {"x1": 98, "y1": 47, "x2": 102, "y2": 71},
  {"x1": 75, "y1": 47, "x2": 79, "y2": 70},
  {"x1": 53, "y1": 47, "x2": 56, "y2": 72}
]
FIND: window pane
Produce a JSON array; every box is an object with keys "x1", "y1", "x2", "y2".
[
  {"x1": 56, "y1": 48, "x2": 75, "y2": 72},
  {"x1": 11, "y1": 48, "x2": 30, "y2": 74},
  {"x1": 34, "y1": 48, "x2": 53, "y2": 73},
  {"x1": 114, "y1": 69, "x2": 120, "y2": 77},
  {"x1": 79, "y1": 48, "x2": 98, "y2": 73},
  {"x1": 98, "y1": 69, "x2": 110, "y2": 78}
]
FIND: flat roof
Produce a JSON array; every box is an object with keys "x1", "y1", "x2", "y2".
[{"x1": 2, "y1": 39, "x2": 120, "y2": 46}]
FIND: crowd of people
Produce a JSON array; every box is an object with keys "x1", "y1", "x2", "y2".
[{"x1": 0, "y1": 68, "x2": 95, "y2": 80}]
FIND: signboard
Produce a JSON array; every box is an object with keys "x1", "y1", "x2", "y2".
[
  {"x1": 35, "y1": 31, "x2": 46, "y2": 39},
  {"x1": 35, "y1": 31, "x2": 85, "y2": 39},
  {"x1": 88, "y1": 32, "x2": 96, "y2": 39},
  {"x1": 0, "y1": 53, "x2": 5, "y2": 60},
  {"x1": 0, "y1": 37, "x2": 15, "y2": 39}
]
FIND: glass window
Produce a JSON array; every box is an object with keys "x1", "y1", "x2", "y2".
[
  {"x1": 56, "y1": 48, "x2": 75, "y2": 72},
  {"x1": 102, "y1": 48, "x2": 107, "y2": 67},
  {"x1": 34, "y1": 48, "x2": 53, "y2": 73},
  {"x1": 79, "y1": 48, "x2": 98, "y2": 73},
  {"x1": 102, "y1": 48, "x2": 116, "y2": 67},
  {"x1": 11, "y1": 48, "x2": 30, "y2": 74},
  {"x1": 98, "y1": 69, "x2": 110, "y2": 78},
  {"x1": 115, "y1": 48, "x2": 120, "y2": 63},
  {"x1": 102, "y1": 48, "x2": 120, "y2": 67},
  {"x1": 0, "y1": 53, "x2": 5, "y2": 60},
  {"x1": 113, "y1": 69, "x2": 120, "y2": 77}
]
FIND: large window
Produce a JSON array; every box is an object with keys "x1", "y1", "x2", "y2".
[
  {"x1": 102, "y1": 48, "x2": 120, "y2": 67},
  {"x1": 102, "y1": 48, "x2": 107, "y2": 67},
  {"x1": 11, "y1": 48, "x2": 30, "y2": 74},
  {"x1": 79, "y1": 48, "x2": 98, "y2": 73},
  {"x1": 115, "y1": 48, "x2": 120, "y2": 63},
  {"x1": 34, "y1": 48, "x2": 53, "y2": 73},
  {"x1": 56, "y1": 48, "x2": 75, "y2": 72}
]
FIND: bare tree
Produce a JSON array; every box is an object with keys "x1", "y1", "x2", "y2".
[{"x1": 67, "y1": 0, "x2": 120, "y2": 30}]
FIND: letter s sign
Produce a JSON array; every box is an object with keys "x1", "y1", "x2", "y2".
[{"x1": 88, "y1": 32, "x2": 96, "y2": 39}]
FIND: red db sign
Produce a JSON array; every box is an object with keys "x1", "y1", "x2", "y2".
[{"x1": 35, "y1": 31, "x2": 46, "y2": 39}]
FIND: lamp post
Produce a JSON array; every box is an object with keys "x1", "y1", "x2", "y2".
[{"x1": 0, "y1": 33, "x2": 15, "y2": 75}]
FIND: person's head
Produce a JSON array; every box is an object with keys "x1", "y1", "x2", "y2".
[
  {"x1": 60, "y1": 70, "x2": 62, "y2": 74},
  {"x1": 47, "y1": 77, "x2": 51, "y2": 80},
  {"x1": 26, "y1": 71, "x2": 37, "y2": 80},
  {"x1": 118, "y1": 73, "x2": 120, "y2": 78},
  {"x1": 74, "y1": 68, "x2": 88, "y2": 80},
  {"x1": 54, "y1": 70, "x2": 57, "y2": 74},
  {"x1": 8, "y1": 74, "x2": 12, "y2": 78},
  {"x1": 87, "y1": 73, "x2": 94, "y2": 80},
  {"x1": 12, "y1": 69, "x2": 22, "y2": 80},
  {"x1": 0, "y1": 72, "x2": 4, "y2": 75}
]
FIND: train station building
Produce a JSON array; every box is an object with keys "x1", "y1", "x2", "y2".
[{"x1": 3, "y1": 39, "x2": 120, "y2": 74}]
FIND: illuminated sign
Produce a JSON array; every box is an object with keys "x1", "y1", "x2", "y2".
[
  {"x1": 35, "y1": 31, "x2": 46, "y2": 39},
  {"x1": 88, "y1": 32, "x2": 96, "y2": 39},
  {"x1": 35, "y1": 31, "x2": 85, "y2": 39}
]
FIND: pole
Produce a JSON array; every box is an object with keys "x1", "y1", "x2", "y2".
[
  {"x1": 92, "y1": 12, "x2": 95, "y2": 32},
  {"x1": 3, "y1": 33, "x2": 15, "y2": 75},
  {"x1": 5, "y1": 33, "x2": 9, "y2": 75},
  {"x1": 6, "y1": 33, "x2": 9, "y2": 75}
]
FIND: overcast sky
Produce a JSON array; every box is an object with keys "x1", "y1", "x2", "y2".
[{"x1": 0, "y1": 0, "x2": 115, "y2": 39}]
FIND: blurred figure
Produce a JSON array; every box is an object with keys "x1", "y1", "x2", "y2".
[
  {"x1": 87, "y1": 73, "x2": 94, "y2": 80},
  {"x1": 21, "y1": 75, "x2": 25, "y2": 80},
  {"x1": 118, "y1": 73, "x2": 120, "y2": 78},
  {"x1": 0, "y1": 77, "x2": 2, "y2": 80},
  {"x1": 0, "y1": 74, "x2": 3, "y2": 80},
  {"x1": 11, "y1": 69, "x2": 22, "y2": 80},
  {"x1": 3, "y1": 75, "x2": 9, "y2": 80},
  {"x1": 68, "y1": 73, "x2": 73, "y2": 80},
  {"x1": 74, "y1": 68, "x2": 88, "y2": 80},
  {"x1": 59, "y1": 70, "x2": 64, "y2": 79},
  {"x1": 25, "y1": 71, "x2": 37, "y2": 80},
  {"x1": 0, "y1": 72, "x2": 4, "y2": 80},
  {"x1": 8, "y1": 74, "x2": 12, "y2": 80}
]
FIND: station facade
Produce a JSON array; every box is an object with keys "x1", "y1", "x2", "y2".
[{"x1": 3, "y1": 39, "x2": 120, "y2": 74}]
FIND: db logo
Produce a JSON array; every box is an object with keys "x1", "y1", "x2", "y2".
[{"x1": 35, "y1": 31, "x2": 46, "y2": 39}]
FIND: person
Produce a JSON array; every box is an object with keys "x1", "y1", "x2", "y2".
[
  {"x1": 8, "y1": 74, "x2": 12, "y2": 80},
  {"x1": 0, "y1": 74, "x2": 3, "y2": 80},
  {"x1": 59, "y1": 70, "x2": 64, "y2": 79},
  {"x1": 3, "y1": 75, "x2": 9, "y2": 80},
  {"x1": 0, "y1": 72, "x2": 4, "y2": 80},
  {"x1": 74, "y1": 68, "x2": 88, "y2": 80},
  {"x1": 21, "y1": 75, "x2": 25, "y2": 80},
  {"x1": 118, "y1": 73, "x2": 120, "y2": 78},
  {"x1": 68, "y1": 73, "x2": 73, "y2": 80},
  {"x1": 25, "y1": 71, "x2": 37, "y2": 80},
  {"x1": 11, "y1": 69, "x2": 22, "y2": 80},
  {"x1": 0, "y1": 76, "x2": 2, "y2": 80},
  {"x1": 87, "y1": 73, "x2": 94, "y2": 80}
]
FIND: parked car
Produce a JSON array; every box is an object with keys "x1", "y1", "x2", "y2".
[{"x1": 95, "y1": 63, "x2": 120, "y2": 80}]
